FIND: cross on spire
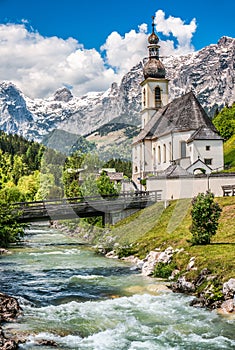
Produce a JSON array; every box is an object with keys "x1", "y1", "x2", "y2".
[{"x1": 151, "y1": 15, "x2": 155, "y2": 33}]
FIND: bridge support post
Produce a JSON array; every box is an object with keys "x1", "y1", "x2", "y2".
[{"x1": 102, "y1": 212, "x2": 113, "y2": 226}]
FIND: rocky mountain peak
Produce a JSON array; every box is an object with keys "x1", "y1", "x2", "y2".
[
  {"x1": 0, "y1": 81, "x2": 35, "y2": 138},
  {"x1": 53, "y1": 87, "x2": 73, "y2": 102},
  {"x1": 217, "y1": 36, "x2": 234, "y2": 46}
]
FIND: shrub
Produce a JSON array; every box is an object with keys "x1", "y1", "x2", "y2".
[
  {"x1": 153, "y1": 261, "x2": 177, "y2": 279},
  {"x1": 190, "y1": 191, "x2": 222, "y2": 245}
]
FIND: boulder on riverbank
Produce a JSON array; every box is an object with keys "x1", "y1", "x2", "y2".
[
  {"x1": 0, "y1": 248, "x2": 11, "y2": 255},
  {"x1": 0, "y1": 329, "x2": 18, "y2": 350},
  {"x1": 141, "y1": 247, "x2": 175, "y2": 276},
  {"x1": 0, "y1": 293, "x2": 21, "y2": 322},
  {"x1": 0, "y1": 293, "x2": 21, "y2": 349},
  {"x1": 223, "y1": 278, "x2": 235, "y2": 300}
]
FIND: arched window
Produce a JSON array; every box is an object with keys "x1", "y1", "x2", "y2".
[
  {"x1": 153, "y1": 147, "x2": 156, "y2": 170},
  {"x1": 180, "y1": 141, "x2": 186, "y2": 158},
  {"x1": 143, "y1": 88, "x2": 146, "y2": 107},
  {"x1": 158, "y1": 145, "x2": 161, "y2": 164},
  {"x1": 155, "y1": 87, "x2": 161, "y2": 108},
  {"x1": 169, "y1": 142, "x2": 172, "y2": 161},
  {"x1": 163, "y1": 144, "x2": 166, "y2": 163}
]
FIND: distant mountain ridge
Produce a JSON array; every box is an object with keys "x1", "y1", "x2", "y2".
[{"x1": 0, "y1": 36, "x2": 234, "y2": 143}]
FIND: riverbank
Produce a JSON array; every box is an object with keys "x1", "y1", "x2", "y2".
[{"x1": 54, "y1": 196, "x2": 235, "y2": 314}]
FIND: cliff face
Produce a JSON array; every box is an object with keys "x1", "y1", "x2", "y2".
[
  {"x1": 166, "y1": 36, "x2": 235, "y2": 115},
  {"x1": 0, "y1": 37, "x2": 234, "y2": 142}
]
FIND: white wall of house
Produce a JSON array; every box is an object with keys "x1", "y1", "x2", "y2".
[{"x1": 147, "y1": 174, "x2": 235, "y2": 200}]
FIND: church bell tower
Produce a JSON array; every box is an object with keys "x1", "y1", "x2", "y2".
[{"x1": 141, "y1": 16, "x2": 169, "y2": 129}]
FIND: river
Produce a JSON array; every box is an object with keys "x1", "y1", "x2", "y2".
[{"x1": 0, "y1": 226, "x2": 235, "y2": 350}]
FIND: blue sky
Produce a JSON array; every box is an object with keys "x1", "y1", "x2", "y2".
[
  {"x1": 1, "y1": 0, "x2": 234, "y2": 50},
  {"x1": 0, "y1": 0, "x2": 234, "y2": 98}
]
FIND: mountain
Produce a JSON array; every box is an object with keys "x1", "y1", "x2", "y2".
[
  {"x1": 165, "y1": 36, "x2": 235, "y2": 116},
  {"x1": 0, "y1": 36, "x2": 234, "y2": 146}
]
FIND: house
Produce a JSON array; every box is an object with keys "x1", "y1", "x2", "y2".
[
  {"x1": 99, "y1": 168, "x2": 124, "y2": 184},
  {"x1": 132, "y1": 18, "x2": 228, "y2": 198}
]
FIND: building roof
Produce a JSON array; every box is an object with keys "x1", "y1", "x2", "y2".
[
  {"x1": 155, "y1": 163, "x2": 191, "y2": 178},
  {"x1": 186, "y1": 158, "x2": 212, "y2": 174},
  {"x1": 133, "y1": 91, "x2": 220, "y2": 144},
  {"x1": 143, "y1": 58, "x2": 166, "y2": 79},
  {"x1": 107, "y1": 172, "x2": 124, "y2": 181},
  {"x1": 187, "y1": 126, "x2": 223, "y2": 142}
]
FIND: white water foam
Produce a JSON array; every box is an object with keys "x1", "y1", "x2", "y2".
[
  {"x1": 28, "y1": 248, "x2": 81, "y2": 256},
  {"x1": 21, "y1": 293, "x2": 235, "y2": 349}
]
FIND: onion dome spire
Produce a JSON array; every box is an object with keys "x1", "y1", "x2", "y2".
[
  {"x1": 143, "y1": 16, "x2": 166, "y2": 79},
  {"x1": 148, "y1": 16, "x2": 159, "y2": 46}
]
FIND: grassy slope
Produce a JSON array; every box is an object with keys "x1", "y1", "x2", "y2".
[
  {"x1": 112, "y1": 196, "x2": 235, "y2": 282},
  {"x1": 224, "y1": 134, "x2": 235, "y2": 171}
]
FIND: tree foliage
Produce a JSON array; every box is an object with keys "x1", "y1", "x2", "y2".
[
  {"x1": 96, "y1": 171, "x2": 120, "y2": 197},
  {"x1": 0, "y1": 200, "x2": 27, "y2": 248},
  {"x1": 103, "y1": 158, "x2": 132, "y2": 178},
  {"x1": 190, "y1": 191, "x2": 222, "y2": 245},
  {"x1": 212, "y1": 103, "x2": 235, "y2": 140}
]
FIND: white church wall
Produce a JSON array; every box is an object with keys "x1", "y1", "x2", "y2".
[
  {"x1": 142, "y1": 140, "x2": 153, "y2": 174},
  {"x1": 147, "y1": 174, "x2": 235, "y2": 200},
  {"x1": 171, "y1": 132, "x2": 192, "y2": 161},
  {"x1": 132, "y1": 140, "x2": 153, "y2": 183},
  {"x1": 191, "y1": 140, "x2": 224, "y2": 171},
  {"x1": 151, "y1": 131, "x2": 193, "y2": 172},
  {"x1": 141, "y1": 109, "x2": 157, "y2": 129}
]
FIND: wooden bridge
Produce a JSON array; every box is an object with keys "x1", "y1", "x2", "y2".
[{"x1": 14, "y1": 191, "x2": 162, "y2": 225}]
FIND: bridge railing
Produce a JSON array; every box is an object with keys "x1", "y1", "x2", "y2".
[{"x1": 12, "y1": 190, "x2": 162, "y2": 210}]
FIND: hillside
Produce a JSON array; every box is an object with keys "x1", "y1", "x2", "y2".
[
  {"x1": 212, "y1": 102, "x2": 235, "y2": 171},
  {"x1": 224, "y1": 134, "x2": 235, "y2": 171},
  {"x1": 101, "y1": 196, "x2": 235, "y2": 307},
  {"x1": 85, "y1": 123, "x2": 140, "y2": 161}
]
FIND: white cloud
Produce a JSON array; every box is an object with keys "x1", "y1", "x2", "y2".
[
  {"x1": 100, "y1": 25, "x2": 148, "y2": 75},
  {"x1": 0, "y1": 11, "x2": 197, "y2": 98},
  {"x1": 100, "y1": 11, "x2": 196, "y2": 78},
  {"x1": 0, "y1": 23, "x2": 116, "y2": 98},
  {"x1": 154, "y1": 10, "x2": 197, "y2": 55}
]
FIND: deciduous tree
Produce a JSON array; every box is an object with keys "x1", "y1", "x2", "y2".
[{"x1": 190, "y1": 191, "x2": 222, "y2": 245}]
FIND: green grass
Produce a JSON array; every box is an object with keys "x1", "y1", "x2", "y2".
[
  {"x1": 224, "y1": 134, "x2": 235, "y2": 171},
  {"x1": 112, "y1": 197, "x2": 235, "y2": 282}
]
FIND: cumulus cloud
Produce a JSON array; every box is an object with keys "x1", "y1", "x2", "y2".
[
  {"x1": 0, "y1": 23, "x2": 116, "y2": 98},
  {"x1": 154, "y1": 10, "x2": 197, "y2": 55},
  {"x1": 100, "y1": 25, "x2": 148, "y2": 80},
  {"x1": 0, "y1": 10, "x2": 197, "y2": 98},
  {"x1": 101, "y1": 10, "x2": 196, "y2": 76}
]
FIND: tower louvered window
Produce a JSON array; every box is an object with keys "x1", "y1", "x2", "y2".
[{"x1": 155, "y1": 87, "x2": 161, "y2": 109}]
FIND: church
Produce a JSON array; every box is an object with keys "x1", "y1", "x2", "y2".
[{"x1": 132, "y1": 19, "x2": 227, "y2": 199}]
